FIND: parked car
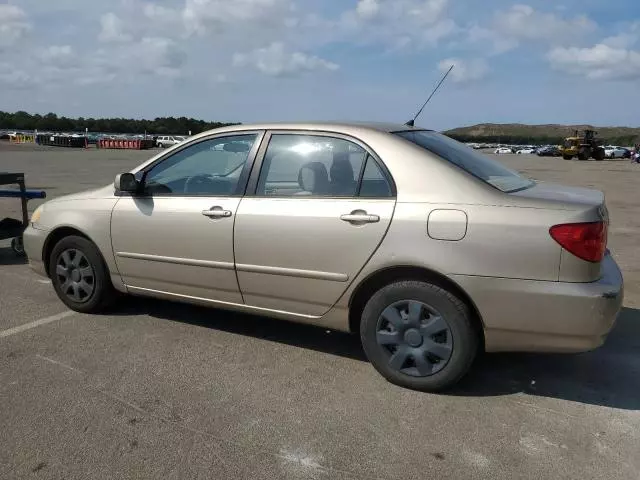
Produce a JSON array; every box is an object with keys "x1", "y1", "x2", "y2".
[
  {"x1": 156, "y1": 136, "x2": 184, "y2": 148},
  {"x1": 23, "y1": 122, "x2": 623, "y2": 392},
  {"x1": 621, "y1": 148, "x2": 632, "y2": 159},
  {"x1": 536, "y1": 146, "x2": 562, "y2": 157},
  {"x1": 494, "y1": 147, "x2": 513, "y2": 154},
  {"x1": 604, "y1": 146, "x2": 627, "y2": 159},
  {"x1": 516, "y1": 147, "x2": 536, "y2": 154}
]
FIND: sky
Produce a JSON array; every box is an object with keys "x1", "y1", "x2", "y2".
[{"x1": 0, "y1": 0, "x2": 638, "y2": 130}]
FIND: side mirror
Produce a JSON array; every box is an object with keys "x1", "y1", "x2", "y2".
[{"x1": 115, "y1": 173, "x2": 139, "y2": 193}]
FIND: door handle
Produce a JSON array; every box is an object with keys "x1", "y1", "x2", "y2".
[
  {"x1": 202, "y1": 207, "x2": 232, "y2": 218},
  {"x1": 340, "y1": 212, "x2": 380, "y2": 224}
]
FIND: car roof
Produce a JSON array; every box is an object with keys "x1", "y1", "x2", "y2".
[{"x1": 206, "y1": 121, "x2": 430, "y2": 135}]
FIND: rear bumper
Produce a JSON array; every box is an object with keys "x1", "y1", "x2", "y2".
[
  {"x1": 23, "y1": 225, "x2": 49, "y2": 278},
  {"x1": 452, "y1": 253, "x2": 624, "y2": 353}
]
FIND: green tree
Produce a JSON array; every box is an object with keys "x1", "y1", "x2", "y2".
[{"x1": 0, "y1": 110, "x2": 238, "y2": 135}]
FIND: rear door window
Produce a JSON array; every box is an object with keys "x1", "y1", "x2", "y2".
[
  {"x1": 359, "y1": 156, "x2": 393, "y2": 198},
  {"x1": 256, "y1": 134, "x2": 367, "y2": 197}
]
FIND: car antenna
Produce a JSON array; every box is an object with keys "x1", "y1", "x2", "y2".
[{"x1": 405, "y1": 64, "x2": 454, "y2": 127}]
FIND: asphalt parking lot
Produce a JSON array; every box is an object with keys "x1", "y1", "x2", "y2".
[{"x1": 1, "y1": 143, "x2": 639, "y2": 479}]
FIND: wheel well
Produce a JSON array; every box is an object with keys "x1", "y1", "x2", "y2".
[
  {"x1": 42, "y1": 227, "x2": 92, "y2": 277},
  {"x1": 348, "y1": 266, "x2": 485, "y2": 346}
]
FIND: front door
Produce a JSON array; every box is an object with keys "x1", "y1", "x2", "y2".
[
  {"x1": 234, "y1": 132, "x2": 396, "y2": 316},
  {"x1": 111, "y1": 132, "x2": 263, "y2": 303}
]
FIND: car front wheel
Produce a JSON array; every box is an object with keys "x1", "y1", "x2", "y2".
[
  {"x1": 360, "y1": 281, "x2": 479, "y2": 392},
  {"x1": 49, "y1": 235, "x2": 116, "y2": 313}
]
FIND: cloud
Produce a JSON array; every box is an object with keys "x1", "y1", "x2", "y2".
[
  {"x1": 143, "y1": 4, "x2": 178, "y2": 23},
  {"x1": 343, "y1": 0, "x2": 457, "y2": 50},
  {"x1": 547, "y1": 44, "x2": 640, "y2": 81},
  {"x1": 469, "y1": 4, "x2": 597, "y2": 54},
  {"x1": 233, "y1": 42, "x2": 338, "y2": 77},
  {"x1": 348, "y1": 0, "x2": 450, "y2": 27},
  {"x1": 182, "y1": 0, "x2": 292, "y2": 36},
  {"x1": 405, "y1": 0, "x2": 449, "y2": 26},
  {"x1": 98, "y1": 12, "x2": 132, "y2": 43},
  {"x1": 355, "y1": 0, "x2": 380, "y2": 19},
  {"x1": 0, "y1": 5, "x2": 31, "y2": 49},
  {"x1": 94, "y1": 8, "x2": 187, "y2": 81},
  {"x1": 134, "y1": 37, "x2": 187, "y2": 77},
  {"x1": 90, "y1": 37, "x2": 187, "y2": 82},
  {"x1": 0, "y1": 62, "x2": 37, "y2": 89},
  {"x1": 494, "y1": 4, "x2": 596, "y2": 45},
  {"x1": 21, "y1": 36, "x2": 188, "y2": 89},
  {"x1": 466, "y1": 26, "x2": 518, "y2": 55},
  {"x1": 601, "y1": 22, "x2": 639, "y2": 50},
  {"x1": 439, "y1": 58, "x2": 490, "y2": 83},
  {"x1": 38, "y1": 45, "x2": 75, "y2": 65}
]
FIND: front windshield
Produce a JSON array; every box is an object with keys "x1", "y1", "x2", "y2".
[{"x1": 395, "y1": 130, "x2": 534, "y2": 193}]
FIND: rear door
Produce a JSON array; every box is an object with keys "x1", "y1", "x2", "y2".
[{"x1": 233, "y1": 131, "x2": 396, "y2": 316}]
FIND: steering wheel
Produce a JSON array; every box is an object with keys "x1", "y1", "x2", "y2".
[{"x1": 184, "y1": 174, "x2": 216, "y2": 194}]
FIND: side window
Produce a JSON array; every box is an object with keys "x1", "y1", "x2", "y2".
[
  {"x1": 359, "y1": 155, "x2": 393, "y2": 198},
  {"x1": 257, "y1": 134, "x2": 367, "y2": 197},
  {"x1": 143, "y1": 134, "x2": 257, "y2": 196}
]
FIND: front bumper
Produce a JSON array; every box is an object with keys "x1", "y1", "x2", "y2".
[
  {"x1": 23, "y1": 224, "x2": 49, "y2": 278},
  {"x1": 452, "y1": 252, "x2": 624, "y2": 353}
]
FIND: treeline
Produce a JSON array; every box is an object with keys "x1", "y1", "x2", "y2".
[
  {"x1": 447, "y1": 133, "x2": 640, "y2": 146},
  {"x1": 0, "y1": 111, "x2": 238, "y2": 135}
]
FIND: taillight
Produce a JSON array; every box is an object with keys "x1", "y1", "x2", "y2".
[{"x1": 549, "y1": 222, "x2": 607, "y2": 263}]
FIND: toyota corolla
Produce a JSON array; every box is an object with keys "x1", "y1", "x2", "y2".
[{"x1": 24, "y1": 122, "x2": 624, "y2": 391}]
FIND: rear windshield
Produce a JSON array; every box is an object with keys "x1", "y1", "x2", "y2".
[{"x1": 395, "y1": 130, "x2": 535, "y2": 193}]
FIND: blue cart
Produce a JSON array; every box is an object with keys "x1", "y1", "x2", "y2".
[{"x1": 0, "y1": 172, "x2": 46, "y2": 255}]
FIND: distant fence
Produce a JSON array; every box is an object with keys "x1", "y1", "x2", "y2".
[
  {"x1": 9, "y1": 134, "x2": 35, "y2": 144},
  {"x1": 36, "y1": 134, "x2": 87, "y2": 148},
  {"x1": 97, "y1": 138, "x2": 156, "y2": 150}
]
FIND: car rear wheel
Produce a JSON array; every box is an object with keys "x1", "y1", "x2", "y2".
[
  {"x1": 360, "y1": 281, "x2": 479, "y2": 392},
  {"x1": 49, "y1": 235, "x2": 116, "y2": 313}
]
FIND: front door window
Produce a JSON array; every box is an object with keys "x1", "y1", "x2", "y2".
[{"x1": 143, "y1": 134, "x2": 258, "y2": 196}]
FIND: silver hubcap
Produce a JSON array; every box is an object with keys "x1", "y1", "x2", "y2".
[
  {"x1": 375, "y1": 300, "x2": 453, "y2": 377},
  {"x1": 55, "y1": 249, "x2": 95, "y2": 303}
]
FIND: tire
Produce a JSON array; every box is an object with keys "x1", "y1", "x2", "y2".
[
  {"x1": 578, "y1": 147, "x2": 590, "y2": 161},
  {"x1": 563, "y1": 155, "x2": 573, "y2": 160},
  {"x1": 360, "y1": 281, "x2": 479, "y2": 392},
  {"x1": 593, "y1": 148, "x2": 605, "y2": 161},
  {"x1": 49, "y1": 235, "x2": 116, "y2": 313}
]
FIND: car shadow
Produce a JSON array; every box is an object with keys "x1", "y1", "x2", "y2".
[
  {"x1": 452, "y1": 307, "x2": 640, "y2": 409},
  {"x1": 112, "y1": 299, "x2": 640, "y2": 410},
  {"x1": 114, "y1": 297, "x2": 367, "y2": 362},
  {"x1": 0, "y1": 246, "x2": 27, "y2": 265}
]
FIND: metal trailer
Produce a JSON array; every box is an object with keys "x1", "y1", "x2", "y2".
[{"x1": 0, "y1": 172, "x2": 46, "y2": 255}]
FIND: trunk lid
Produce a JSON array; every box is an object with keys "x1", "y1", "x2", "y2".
[{"x1": 510, "y1": 181, "x2": 605, "y2": 212}]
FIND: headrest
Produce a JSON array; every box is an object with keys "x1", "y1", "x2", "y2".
[
  {"x1": 298, "y1": 162, "x2": 329, "y2": 194},
  {"x1": 330, "y1": 152, "x2": 355, "y2": 184}
]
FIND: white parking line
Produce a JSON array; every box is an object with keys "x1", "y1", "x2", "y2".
[
  {"x1": 0, "y1": 311, "x2": 75, "y2": 339},
  {"x1": 35, "y1": 354, "x2": 83, "y2": 374}
]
